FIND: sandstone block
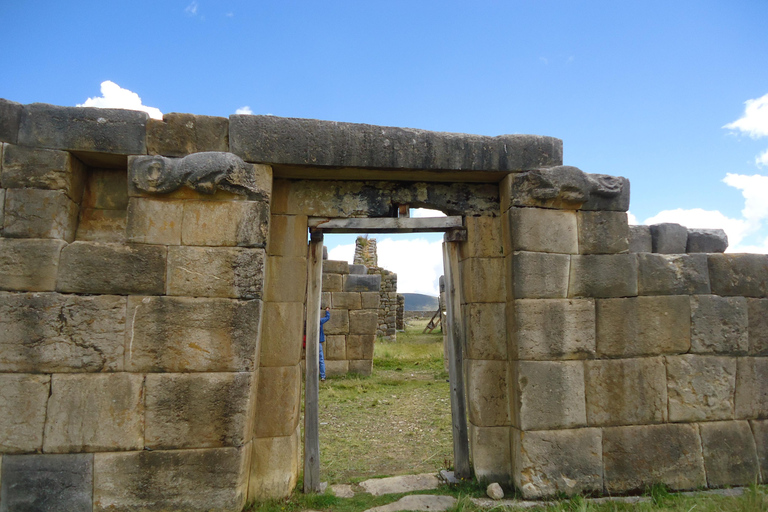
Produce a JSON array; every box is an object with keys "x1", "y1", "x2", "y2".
[
  {"x1": 568, "y1": 253, "x2": 638, "y2": 298},
  {"x1": 332, "y1": 291, "x2": 362, "y2": 309},
  {"x1": 467, "y1": 360, "x2": 511, "y2": 427},
  {"x1": 748, "y1": 298, "x2": 768, "y2": 355},
  {"x1": 0, "y1": 374, "x2": 50, "y2": 453},
  {"x1": 709, "y1": 253, "x2": 768, "y2": 297},
  {"x1": 126, "y1": 296, "x2": 262, "y2": 372},
  {"x1": 602, "y1": 424, "x2": 706, "y2": 493},
  {"x1": 1, "y1": 453, "x2": 93, "y2": 512},
  {"x1": 81, "y1": 169, "x2": 129, "y2": 210},
  {"x1": 57, "y1": 242, "x2": 166, "y2": 295},
  {"x1": 349, "y1": 263, "x2": 367, "y2": 274},
  {"x1": 322, "y1": 272, "x2": 342, "y2": 292},
  {"x1": 469, "y1": 425, "x2": 511, "y2": 485},
  {"x1": 347, "y1": 335, "x2": 375, "y2": 360},
  {"x1": 0, "y1": 98, "x2": 22, "y2": 143},
  {"x1": 323, "y1": 309, "x2": 350, "y2": 335},
  {"x1": 325, "y1": 360, "x2": 349, "y2": 376},
  {"x1": 628, "y1": 225, "x2": 652, "y2": 253},
  {"x1": 324, "y1": 335, "x2": 346, "y2": 360},
  {"x1": 147, "y1": 113, "x2": 229, "y2": 157},
  {"x1": 323, "y1": 259, "x2": 349, "y2": 274},
  {"x1": 0, "y1": 238, "x2": 66, "y2": 291},
  {"x1": 43, "y1": 373, "x2": 144, "y2": 453},
  {"x1": 751, "y1": 420, "x2": 768, "y2": 483},
  {"x1": 595, "y1": 296, "x2": 690, "y2": 357},
  {"x1": 349, "y1": 359, "x2": 373, "y2": 375},
  {"x1": 76, "y1": 208, "x2": 127, "y2": 243},
  {"x1": 1, "y1": 143, "x2": 86, "y2": 200},
  {"x1": 687, "y1": 228, "x2": 728, "y2": 253},
  {"x1": 145, "y1": 372, "x2": 254, "y2": 449},
  {"x1": 361, "y1": 292, "x2": 380, "y2": 309},
  {"x1": 638, "y1": 253, "x2": 711, "y2": 295},
  {"x1": 512, "y1": 298, "x2": 595, "y2": 360},
  {"x1": 265, "y1": 256, "x2": 307, "y2": 302},
  {"x1": 3, "y1": 188, "x2": 79, "y2": 242},
  {"x1": 344, "y1": 273, "x2": 381, "y2": 292},
  {"x1": 253, "y1": 365, "x2": 301, "y2": 438},
  {"x1": 461, "y1": 215, "x2": 503, "y2": 259},
  {"x1": 166, "y1": 246, "x2": 265, "y2": 299},
  {"x1": 461, "y1": 257, "x2": 506, "y2": 302},
  {"x1": 512, "y1": 427, "x2": 602, "y2": 499},
  {"x1": 321, "y1": 291, "x2": 331, "y2": 309},
  {"x1": 182, "y1": 200, "x2": 269, "y2": 248},
  {"x1": 268, "y1": 214, "x2": 308, "y2": 257},
  {"x1": 507, "y1": 207, "x2": 578, "y2": 254},
  {"x1": 93, "y1": 447, "x2": 249, "y2": 512},
  {"x1": 260, "y1": 302, "x2": 304, "y2": 367},
  {"x1": 248, "y1": 428, "x2": 300, "y2": 501},
  {"x1": 690, "y1": 295, "x2": 748, "y2": 354},
  {"x1": 666, "y1": 355, "x2": 736, "y2": 422},
  {"x1": 650, "y1": 223, "x2": 688, "y2": 254},
  {"x1": 509, "y1": 251, "x2": 570, "y2": 299},
  {"x1": 585, "y1": 358, "x2": 667, "y2": 426},
  {"x1": 0, "y1": 187, "x2": 4, "y2": 227},
  {"x1": 125, "y1": 197, "x2": 183, "y2": 245},
  {"x1": 735, "y1": 357, "x2": 768, "y2": 419},
  {"x1": 466, "y1": 302, "x2": 507, "y2": 360},
  {"x1": 349, "y1": 309, "x2": 378, "y2": 335},
  {"x1": 700, "y1": 421, "x2": 760, "y2": 487},
  {"x1": 577, "y1": 211, "x2": 629, "y2": 254},
  {"x1": 512, "y1": 360, "x2": 586, "y2": 430},
  {"x1": 0, "y1": 292, "x2": 126, "y2": 372}
]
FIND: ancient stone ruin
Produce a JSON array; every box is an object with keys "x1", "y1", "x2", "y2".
[{"x1": 0, "y1": 97, "x2": 767, "y2": 510}]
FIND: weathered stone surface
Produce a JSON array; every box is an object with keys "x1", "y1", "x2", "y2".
[
  {"x1": 690, "y1": 295, "x2": 748, "y2": 354},
  {"x1": 1, "y1": 453, "x2": 93, "y2": 512},
  {"x1": 322, "y1": 272, "x2": 342, "y2": 292},
  {"x1": 638, "y1": 253, "x2": 710, "y2": 295},
  {"x1": 577, "y1": 211, "x2": 629, "y2": 254},
  {"x1": 248, "y1": 427, "x2": 300, "y2": 501},
  {"x1": 461, "y1": 257, "x2": 506, "y2": 303},
  {"x1": 1, "y1": 144, "x2": 86, "y2": 200},
  {"x1": 509, "y1": 251, "x2": 570, "y2": 299},
  {"x1": 602, "y1": 424, "x2": 706, "y2": 493},
  {"x1": 81, "y1": 169, "x2": 130, "y2": 210},
  {"x1": 126, "y1": 296, "x2": 262, "y2": 372},
  {"x1": 76, "y1": 208, "x2": 127, "y2": 243},
  {"x1": 331, "y1": 291, "x2": 362, "y2": 309},
  {"x1": 687, "y1": 228, "x2": 728, "y2": 253},
  {"x1": 181, "y1": 200, "x2": 269, "y2": 248},
  {"x1": 260, "y1": 302, "x2": 304, "y2": 367},
  {"x1": 349, "y1": 263, "x2": 367, "y2": 274},
  {"x1": 512, "y1": 298, "x2": 595, "y2": 360},
  {"x1": 486, "y1": 483, "x2": 504, "y2": 500},
  {"x1": 265, "y1": 256, "x2": 307, "y2": 302},
  {"x1": 361, "y1": 291, "x2": 381, "y2": 309},
  {"x1": 93, "y1": 447, "x2": 249, "y2": 512},
  {"x1": 253, "y1": 365, "x2": 301, "y2": 438},
  {"x1": 18, "y1": 103, "x2": 148, "y2": 155},
  {"x1": 735, "y1": 357, "x2": 768, "y2": 419},
  {"x1": 512, "y1": 360, "x2": 586, "y2": 430},
  {"x1": 506, "y1": 207, "x2": 578, "y2": 254},
  {"x1": 748, "y1": 298, "x2": 768, "y2": 355},
  {"x1": 700, "y1": 421, "x2": 760, "y2": 487},
  {"x1": 364, "y1": 495, "x2": 456, "y2": 512},
  {"x1": 467, "y1": 360, "x2": 510, "y2": 427},
  {"x1": 321, "y1": 291, "x2": 332, "y2": 309},
  {"x1": 751, "y1": 419, "x2": 768, "y2": 483},
  {"x1": 57, "y1": 242, "x2": 166, "y2": 295},
  {"x1": 666, "y1": 355, "x2": 736, "y2": 422},
  {"x1": 268, "y1": 214, "x2": 308, "y2": 257},
  {"x1": 324, "y1": 334, "x2": 346, "y2": 360},
  {"x1": 0, "y1": 98, "x2": 22, "y2": 143},
  {"x1": 469, "y1": 425, "x2": 511, "y2": 485},
  {"x1": 147, "y1": 113, "x2": 229, "y2": 157},
  {"x1": 166, "y1": 246, "x2": 264, "y2": 299},
  {"x1": 323, "y1": 309, "x2": 350, "y2": 335},
  {"x1": 0, "y1": 187, "x2": 4, "y2": 228},
  {"x1": 344, "y1": 274, "x2": 381, "y2": 292},
  {"x1": 0, "y1": 374, "x2": 49, "y2": 453},
  {"x1": 323, "y1": 259, "x2": 349, "y2": 274},
  {"x1": 512, "y1": 427, "x2": 602, "y2": 499},
  {"x1": 349, "y1": 358, "x2": 373, "y2": 375},
  {"x1": 466, "y1": 302, "x2": 507, "y2": 360},
  {"x1": 650, "y1": 223, "x2": 688, "y2": 254},
  {"x1": 585, "y1": 357, "x2": 668, "y2": 426},
  {"x1": 595, "y1": 296, "x2": 691, "y2": 357},
  {"x1": 708, "y1": 253, "x2": 768, "y2": 297},
  {"x1": 43, "y1": 373, "x2": 144, "y2": 453},
  {"x1": 347, "y1": 335, "x2": 375, "y2": 360},
  {"x1": 125, "y1": 198, "x2": 183, "y2": 244},
  {"x1": 145, "y1": 372, "x2": 254, "y2": 449},
  {"x1": 3, "y1": 188, "x2": 79, "y2": 242},
  {"x1": 0, "y1": 238, "x2": 66, "y2": 291},
  {"x1": 628, "y1": 225, "x2": 652, "y2": 253},
  {"x1": 325, "y1": 359, "x2": 349, "y2": 375},
  {"x1": 0, "y1": 292, "x2": 125, "y2": 372},
  {"x1": 504, "y1": 166, "x2": 630, "y2": 211},
  {"x1": 359, "y1": 473, "x2": 440, "y2": 496},
  {"x1": 568, "y1": 254, "x2": 638, "y2": 298},
  {"x1": 349, "y1": 310, "x2": 379, "y2": 335},
  {"x1": 463, "y1": 215, "x2": 503, "y2": 259}
]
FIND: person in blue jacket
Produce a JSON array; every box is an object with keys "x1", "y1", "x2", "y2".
[{"x1": 319, "y1": 307, "x2": 330, "y2": 381}]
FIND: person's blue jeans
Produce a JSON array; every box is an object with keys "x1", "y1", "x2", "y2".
[{"x1": 319, "y1": 342, "x2": 326, "y2": 380}]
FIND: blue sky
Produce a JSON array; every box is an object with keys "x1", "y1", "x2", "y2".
[{"x1": 2, "y1": 1, "x2": 767, "y2": 295}]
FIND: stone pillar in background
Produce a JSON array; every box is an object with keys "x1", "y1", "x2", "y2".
[{"x1": 396, "y1": 294, "x2": 405, "y2": 330}]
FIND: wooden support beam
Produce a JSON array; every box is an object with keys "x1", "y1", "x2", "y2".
[
  {"x1": 304, "y1": 230, "x2": 323, "y2": 493},
  {"x1": 308, "y1": 216, "x2": 463, "y2": 233}
]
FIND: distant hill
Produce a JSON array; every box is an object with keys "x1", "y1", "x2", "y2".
[{"x1": 402, "y1": 293, "x2": 439, "y2": 311}]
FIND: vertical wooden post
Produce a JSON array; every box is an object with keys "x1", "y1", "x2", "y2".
[
  {"x1": 304, "y1": 230, "x2": 323, "y2": 493},
  {"x1": 442, "y1": 237, "x2": 471, "y2": 479}
]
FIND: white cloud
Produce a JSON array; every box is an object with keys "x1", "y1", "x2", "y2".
[
  {"x1": 757, "y1": 148, "x2": 768, "y2": 168},
  {"x1": 327, "y1": 243, "x2": 355, "y2": 263},
  {"x1": 185, "y1": 1, "x2": 198, "y2": 16},
  {"x1": 626, "y1": 211, "x2": 639, "y2": 225},
  {"x1": 410, "y1": 208, "x2": 446, "y2": 218},
  {"x1": 235, "y1": 106, "x2": 254, "y2": 115},
  {"x1": 77, "y1": 81, "x2": 163, "y2": 120},
  {"x1": 724, "y1": 92, "x2": 768, "y2": 138}
]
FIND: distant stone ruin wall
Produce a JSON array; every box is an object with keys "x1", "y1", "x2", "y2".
[{"x1": 353, "y1": 236, "x2": 378, "y2": 266}]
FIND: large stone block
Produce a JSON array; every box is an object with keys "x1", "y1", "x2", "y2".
[
  {"x1": 602, "y1": 424, "x2": 706, "y2": 493},
  {"x1": 325, "y1": 359, "x2": 349, "y2": 376},
  {"x1": 469, "y1": 425, "x2": 511, "y2": 485},
  {"x1": 125, "y1": 197, "x2": 183, "y2": 245},
  {"x1": 331, "y1": 291, "x2": 362, "y2": 309},
  {"x1": 650, "y1": 223, "x2": 688, "y2": 254},
  {"x1": 166, "y1": 246, "x2": 265, "y2": 299},
  {"x1": 700, "y1": 421, "x2": 760, "y2": 487},
  {"x1": 0, "y1": 187, "x2": 4, "y2": 228},
  {"x1": 323, "y1": 309, "x2": 350, "y2": 335},
  {"x1": 690, "y1": 295, "x2": 748, "y2": 354},
  {"x1": 751, "y1": 420, "x2": 768, "y2": 483},
  {"x1": 595, "y1": 296, "x2": 690, "y2": 357},
  {"x1": 1, "y1": 454, "x2": 93, "y2": 512},
  {"x1": 57, "y1": 242, "x2": 166, "y2": 295},
  {"x1": 749, "y1": 298, "x2": 768, "y2": 355},
  {"x1": 568, "y1": 253, "x2": 638, "y2": 298},
  {"x1": 343, "y1": 274, "x2": 381, "y2": 292},
  {"x1": 322, "y1": 272, "x2": 342, "y2": 292},
  {"x1": 512, "y1": 298, "x2": 595, "y2": 360},
  {"x1": 93, "y1": 447, "x2": 249, "y2": 512},
  {"x1": 346, "y1": 335, "x2": 375, "y2": 360},
  {"x1": 145, "y1": 372, "x2": 254, "y2": 449},
  {"x1": 349, "y1": 309, "x2": 378, "y2": 335},
  {"x1": 264, "y1": 256, "x2": 307, "y2": 302},
  {"x1": 126, "y1": 296, "x2": 262, "y2": 372},
  {"x1": 3, "y1": 188, "x2": 79, "y2": 242},
  {"x1": 147, "y1": 113, "x2": 229, "y2": 157},
  {"x1": 348, "y1": 263, "x2": 366, "y2": 274},
  {"x1": 466, "y1": 302, "x2": 507, "y2": 360},
  {"x1": 512, "y1": 360, "x2": 586, "y2": 430},
  {"x1": 248, "y1": 427, "x2": 300, "y2": 501},
  {"x1": 1, "y1": 143, "x2": 86, "y2": 200},
  {"x1": 506, "y1": 207, "x2": 578, "y2": 254},
  {"x1": 76, "y1": 208, "x2": 127, "y2": 243},
  {"x1": 324, "y1": 334, "x2": 346, "y2": 360},
  {"x1": 687, "y1": 228, "x2": 728, "y2": 253},
  {"x1": 260, "y1": 302, "x2": 304, "y2": 367},
  {"x1": 585, "y1": 358, "x2": 667, "y2": 426},
  {"x1": 361, "y1": 291, "x2": 381, "y2": 309},
  {"x1": 253, "y1": 365, "x2": 301, "y2": 438},
  {"x1": 735, "y1": 357, "x2": 768, "y2": 419},
  {"x1": 462, "y1": 215, "x2": 503, "y2": 259},
  {"x1": 0, "y1": 292, "x2": 125, "y2": 372},
  {"x1": 0, "y1": 98, "x2": 22, "y2": 143},
  {"x1": 512, "y1": 427, "x2": 602, "y2": 499},
  {"x1": 467, "y1": 360, "x2": 510, "y2": 427},
  {"x1": 666, "y1": 355, "x2": 736, "y2": 422},
  {"x1": 637, "y1": 253, "x2": 711, "y2": 295},
  {"x1": 0, "y1": 374, "x2": 49, "y2": 453},
  {"x1": 508, "y1": 251, "x2": 570, "y2": 299},
  {"x1": 323, "y1": 259, "x2": 349, "y2": 274},
  {"x1": 43, "y1": 373, "x2": 144, "y2": 453},
  {"x1": 708, "y1": 253, "x2": 768, "y2": 297},
  {"x1": 461, "y1": 257, "x2": 506, "y2": 303},
  {"x1": 181, "y1": 200, "x2": 269, "y2": 248},
  {"x1": 81, "y1": 169, "x2": 129, "y2": 210},
  {"x1": 349, "y1": 359, "x2": 373, "y2": 375},
  {"x1": 628, "y1": 225, "x2": 652, "y2": 253},
  {"x1": 268, "y1": 214, "x2": 308, "y2": 257},
  {"x1": 577, "y1": 211, "x2": 629, "y2": 254},
  {"x1": 0, "y1": 238, "x2": 66, "y2": 291}
]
